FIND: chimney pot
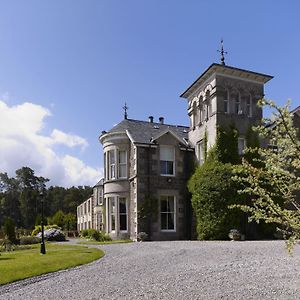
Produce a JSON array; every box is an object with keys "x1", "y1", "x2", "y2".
[
  {"x1": 159, "y1": 117, "x2": 164, "y2": 124},
  {"x1": 149, "y1": 116, "x2": 154, "y2": 123}
]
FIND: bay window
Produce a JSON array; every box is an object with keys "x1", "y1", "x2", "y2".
[{"x1": 118, "y1": 150, "x2": 127, "y2": 178}]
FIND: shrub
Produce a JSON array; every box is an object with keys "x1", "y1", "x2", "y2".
[
  {"x1": 0, "y1": 239, "x2": 16, "y2": 252},
  {"x1": 37, "y1": 228, "x2": 66, "y2": 241},
  {"x1": 3, "y1": 218, "x2": 16, "y2": 243},
  {"x1": 80, "y1": 229, "x2": 111, "y2": 242},
  {"x1": 31, "y1": 224, "x2": 62, "y2": 236},
  {"x1": 188, "y1": 151, "x2": 243, "y2": 240},
  {"x1": 80, "y1": 229, "x2": 89, "y2": 238},
  {"x1": 20, "y1": 236, "x2": 41, "y2": 245}
]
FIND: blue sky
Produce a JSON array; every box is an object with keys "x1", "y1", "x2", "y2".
[{"x1": 0, "y1": 1, "x2": 299, "y2": 186}]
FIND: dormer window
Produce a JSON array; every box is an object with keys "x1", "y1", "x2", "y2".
[{"x1": 160, "y1": 145, "x2": 175, "y2": 176}]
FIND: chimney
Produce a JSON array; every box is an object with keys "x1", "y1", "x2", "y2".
[
  {"x1": 149, "y1": 116, "x2": 154, "y2": 123},
  {"x1": 159, "y1": 117, "x2": 164, "y2": 124}
]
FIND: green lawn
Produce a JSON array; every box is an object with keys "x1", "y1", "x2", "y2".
[
  {"x1": 78, "y1": 239, "x2": 133, "y2": 245},
  {"x1": 0, "y1": 243, "x2": 104, "y2": 285}
]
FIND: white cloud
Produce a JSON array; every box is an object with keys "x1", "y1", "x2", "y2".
[
  {"x1": 0, "y1": 100, "x2": 102, "y2": 187},
  {"x1": 50, "y1": 129, "x2": 88, "y2": 149}
]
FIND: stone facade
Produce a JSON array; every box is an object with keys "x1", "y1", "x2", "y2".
[{"x1": 76, "y1": 62, "x2": 289, "y2": 241}]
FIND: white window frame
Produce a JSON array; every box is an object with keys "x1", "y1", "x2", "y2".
[
  {"x1": 108, "y1": 150, "x2": 116, "y2": 179},
  {"x1": 104, "y1": 152, "x2": 107, "y2": 180},
  {"x1": 235, "y1": 93, "x2": 241, "y2": 114},
  {"x1": 224, "y1": 90, "x2": 229, "y2": 114},
  {"x1": 160, "y1": 195, "x2": 176, "y2": 232},
  {"x1": 238, "y1": 137, "x2": 246, "y2": 155},
  {"x1": 108, "y1": 197, "x2": 116, "y2": 232},
  {"x1": 197, "y1": 140, "x2": 205, "y2": 165},
  {"x1": 98, "y1": 189, "x2": 103, "y2": 205},
  {"x1": 118, "y1": 150, "x2": 127, "y2": 179},
  {"x1": 160, "y1": 146, "x2": 175, "y2": 176},
  {"x1": 246, "y1": 94, "x2": 252, "y2": 117}
]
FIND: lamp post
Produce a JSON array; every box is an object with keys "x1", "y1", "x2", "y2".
[{"x1": 40, "y1": 191, "x2": 46, "y2": 255}]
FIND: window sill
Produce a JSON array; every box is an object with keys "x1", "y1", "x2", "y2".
[
  {"x1": 160, "y1": 229, "x2": 176, "y2": 233},
  {"x1": 160, "y1": 174, "x2": 175, "y2": 177}
]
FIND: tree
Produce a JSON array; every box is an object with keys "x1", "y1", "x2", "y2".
[
  {"x1": 16, "y1": 167, "x2": 49, "y2": 229},
  {"x1": 188, "y1": 150, "x2": 243, "y2": 240},
  {"x1": 215, "y1": 123, "x2": 240, "y2": 164},
  {"x1": 232, "y1": 99, "x2": 300, "y2": 252},
  {"x1": 0, "y1": 173, "x2": 21, "y2": 227}
]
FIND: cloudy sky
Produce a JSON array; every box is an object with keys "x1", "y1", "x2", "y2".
[{"x1": 0, "y1": 1, "x2": 299, "y2": 187}]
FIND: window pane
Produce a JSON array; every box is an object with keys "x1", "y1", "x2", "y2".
[
  {"x1": 160, "y1": 147, "x2": 173, "y2": 161},
  {"x1": 119, "y1": 151, "x2": 126, "y2": 163},
  {"x1": 161, "y1": 198, "x2": 167, "y2": 212},
  {"x1": 238, "y1": 138, "x2": 245, "y2": 155},
  {"x1": 167, "y1": 213, "x2": 175, "y2": 230},
  {"x1": 161, "y1": 213, "x2": 167, "y2": 230},
  {"x1": 168, "y1": 197, "x2": 175, "y2": 212},
  {"x1": 120, "y1": 215, "x2": 127, "y2": 231},
  {"x1": 160, "y1": 196, "x2": 175, "y2": 230},
  {"x1": 119, "y1": 198, "x2": 126, "y2": 214},
  {"x1": 119, "y1": 164, "x2": 126, "y2": 178},
  {"x1": 166, "y1": 161, "x2": 174, "y2": 175}
]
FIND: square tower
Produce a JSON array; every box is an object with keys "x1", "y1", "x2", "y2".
[{"x1": 180, "y1": 63, "x2": 273, "y2": 162}]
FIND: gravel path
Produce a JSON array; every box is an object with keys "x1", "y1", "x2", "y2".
[{"x1": 0, "y1": 240, "x2": 299, "y2": 299}]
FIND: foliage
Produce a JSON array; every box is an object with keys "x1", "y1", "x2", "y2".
[
  {"x1": 3, "y1": 217, "x2": 17, "y2": 243},
  {"x1": 0, "y1": 239, "x2": 16, "y2": 252},
  {"x1": 36, "y1": 228, "x2": 66, "y2": 241},
  {"x1": 48, "y1": 210, "x2": 77, "y2": 231},
  {"x1": 215, "y1": 123, "x2": 239, "y2": 164},
  {"x1": 231, "y1": 99, "x2": 300, "y2": 252},
  {"x1": 0, "y1": 166, "x2": 92, "y2": 230},
  {"x1": 188, "y1": 151, "x2": 243, "y2": 240},
  {"x1": 80, "y1": 229, "x2": 111, "y2": 242},
  {"x1": 20, "y1": 236, "x2": 41, "y2": 245},
  {"x1": 31, "y1": 224, "x2": 61, "y2": 236},
  {"x1": 0, "y1": 243, "x2": 104, "y2": 285}
]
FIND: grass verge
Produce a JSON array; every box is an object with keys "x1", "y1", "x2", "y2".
[
  {"x1": 78, "y1": 239, "x2": 133, "y2": 245},
  {"x1": 0, "y1": 243, "x2": 104, "y2": 285}
]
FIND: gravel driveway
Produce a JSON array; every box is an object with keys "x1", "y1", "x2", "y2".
[{"x1": 0, "y1": 240, "x2": 299, "y2": 299}]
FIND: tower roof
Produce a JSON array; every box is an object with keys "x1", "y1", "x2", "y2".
[{"x1": 180, "y1": 63, "x2": 273, "y2": 99}]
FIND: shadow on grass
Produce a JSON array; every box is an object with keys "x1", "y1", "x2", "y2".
[{"x1": 0, "y1": 257, "x2": 14, "y2": 260}]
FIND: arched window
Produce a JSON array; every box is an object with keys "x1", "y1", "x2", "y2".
[
  {"x1": 198, "y1": 96, "x2": 203, "y2": 124},
  {"x1": 205, "y1": 91, "x2": 210, "y2": 120},
  {"x1": 246, "y1": 94, "x2": 252, "y2": 117},
  {"x1": 234, "y1": 92, "x2": 241, "y2": 114},
  {"x1": 224, "y1": 90, "x2": 229, "y2": 113}
]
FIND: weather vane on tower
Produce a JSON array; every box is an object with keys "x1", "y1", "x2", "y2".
[
  {"x1": 123, "y1": 102, "x2": 129, "y2": 119},
  {"x1": 217, "y1": 39, "x2": 228, "y2": 65}
]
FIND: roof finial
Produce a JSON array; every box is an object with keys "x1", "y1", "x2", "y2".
[
  {"x1": 217, "y1": 39, "x2": 227, "y2": 65},
  {"x1": 123, "y1": 102, "x2": 128, "y2": 119}
]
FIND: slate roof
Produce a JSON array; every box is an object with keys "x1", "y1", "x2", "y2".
[
  {"x1": 94, "y1": 178, "x2": 104, "y2": 187},
  {"x1": 180, "y1": 63, "x2": 273, "y2": 99},
  {"x1": 103, "y1": 118, "x2": 191, "y2": 147}
]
